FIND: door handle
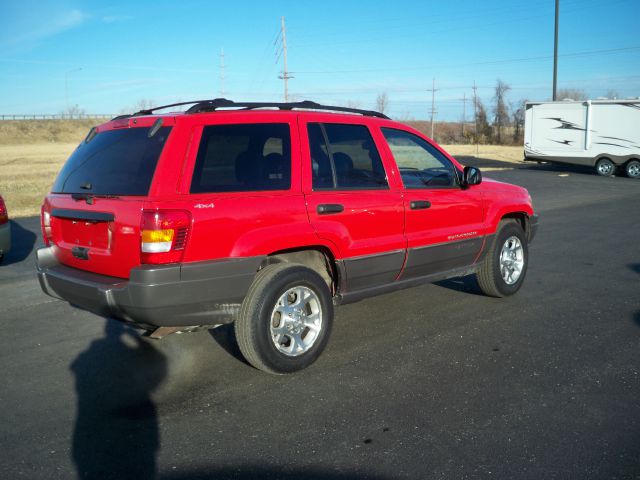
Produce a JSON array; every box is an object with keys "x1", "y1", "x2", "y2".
[
  {"x1": 317, "y1": 204, "x2": 344, "y2": 215},
  {"x1": 410, "y1": 200, "x2": 431, "y2": 210}
]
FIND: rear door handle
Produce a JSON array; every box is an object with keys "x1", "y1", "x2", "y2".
[
  {"x1": 317, "y1": 204, "x2": 344, "y2": 215},
  {"x1": 410, "y1": 200, "x2": 431, "y2": 210}
]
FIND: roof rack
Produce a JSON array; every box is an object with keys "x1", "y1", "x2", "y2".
[
  {"x1": 186, "y1": 98, "x2": 390, "y2": 119},
  {"x1": 112, "y1": 98, "x2": 389, "y2": 120}
]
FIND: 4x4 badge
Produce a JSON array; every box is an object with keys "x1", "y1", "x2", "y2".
[{"x1": 194, "y1": 203, "x2": 215, "y2": 209}]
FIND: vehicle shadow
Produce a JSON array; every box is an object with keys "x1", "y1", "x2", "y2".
[
  {"x1": 70, "y1": 320, "x2": 167, "y2": 480},
  {"x1": 208, "y1": 324, "x2": 250, "y2": 366},
  {"x1": 161, "y1": 466, "x2": 392, "y2": 479},
  {"x1": 2, "y1": 220, "x2": 37, "y2": 266},
  {"x1": 434, "y1": 275, "x2": 484, "y2": 296}
]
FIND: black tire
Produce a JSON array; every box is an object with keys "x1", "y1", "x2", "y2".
[
  {"x1": 235, "y1": 263, "x2": 333, "y2": 374},
  {"x1": 625, "y1": 160, "x2": 640, "y2": 179},
  {"x1": 595, "y1": 158, "x2": 615, "y2": 177},
  {"x1": 475, "y1": 221, "x2": 529, "y2": 298}
]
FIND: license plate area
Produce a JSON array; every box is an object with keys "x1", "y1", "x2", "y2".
[{"x1": 59, "y1": 219, "x2": 111, "y2": 249}]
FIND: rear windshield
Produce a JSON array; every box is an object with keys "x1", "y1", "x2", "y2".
[{"x1": 52, "y1": 126, "x2": 172, "y2": 195}]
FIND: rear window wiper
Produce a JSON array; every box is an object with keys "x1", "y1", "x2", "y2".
[{"x1": 71, "y1": 193, "x2": 120, "y2": 205}]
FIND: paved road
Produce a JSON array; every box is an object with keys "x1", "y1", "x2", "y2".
[{"x1": 1, "y1": 165, "x2": 639, "y2": 479}]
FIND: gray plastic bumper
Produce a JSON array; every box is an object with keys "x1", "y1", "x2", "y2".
[{"x1": 36, "y1": 247, "x2": 263, "y2": 327}]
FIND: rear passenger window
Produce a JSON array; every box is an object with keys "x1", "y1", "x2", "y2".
[
  {"x1": 191, "y1": 123, "x2": 291, "y2": 193},
  {"x1": 308, "y1": 123, "x2": 388, "y2": 190}
]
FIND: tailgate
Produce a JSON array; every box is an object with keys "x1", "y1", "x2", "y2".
[{"x1": 45, "y1": 195, "x2": 144, "y2": 279}]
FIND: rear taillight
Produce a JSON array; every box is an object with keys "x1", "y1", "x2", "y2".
[
  {"x1": 140, "y1": 210, "x2": 191, "y2": 264},
  {"x1": 0, "y1": 197, "x2": 8, "y2": 225},
  {"x1": 40, "y1": 201, "x2": 52, "y2": 245}
]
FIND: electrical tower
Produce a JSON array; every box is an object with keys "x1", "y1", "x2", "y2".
[
  {"x1": 472, "y1": 81, "x2": 479, "y2": 154},
  {"x1": 219, "y1": 47, "x2": 225, "y2": 97},
  {"x1": 276, "y1": 16, "x2": 293, "y2": 102},
  {"x1": 426, "y1": 78, "x2": 438, "y2": 139}
]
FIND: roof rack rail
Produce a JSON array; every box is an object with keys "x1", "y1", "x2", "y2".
[
  {"x1": 112, "y1": 98, "x2": 390, "y2": 121},
  {"x1": 111, "y1": 100, "x2": 215, "y2": 120},
  {"x1": 185, "y1": 98, "x2": 390, "y2": 119}
]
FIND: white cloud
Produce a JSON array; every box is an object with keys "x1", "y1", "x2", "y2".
[
  {"x1": 0, "y1": 7, "x2": 87, "y2": 49},
  {"x1": 102, "y1": 15, "x2": 133, "y2": 24}
]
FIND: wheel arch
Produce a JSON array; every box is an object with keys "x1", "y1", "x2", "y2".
[
  {"x1": 260, "y1": 246, "x2": 339, "y2": 295},
  {"x1": 499, "y1": 212, "x2": 532, "y2": 240}
]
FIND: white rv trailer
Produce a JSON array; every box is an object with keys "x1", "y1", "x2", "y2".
[{"x1": 524, "y1": 99, "x2": 640, "y2": 178}]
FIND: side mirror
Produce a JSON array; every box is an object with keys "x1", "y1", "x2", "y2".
[{"x1": 462, "y1": 166, "x2": 482, "y2": 187}]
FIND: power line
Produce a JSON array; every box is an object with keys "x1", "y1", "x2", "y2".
[{"x1": 294, "y1": 46, "x2": 640, "y2": 75}]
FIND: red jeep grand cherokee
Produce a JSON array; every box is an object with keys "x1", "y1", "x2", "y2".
[{"x1": 37, "y1": 99, "x2": 538, "y2": 374}]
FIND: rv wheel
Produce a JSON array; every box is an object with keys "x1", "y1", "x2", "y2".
[
  {"x1": 625, "y1": 160, "x2": 640, "y2": 179},
  {"x1": 595, "y1": 158, "x2": 615, "y2": 177}
]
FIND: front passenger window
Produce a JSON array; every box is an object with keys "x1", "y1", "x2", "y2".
[{"x1": 381, "y1": 128, "x2": 458, "y2": 188}]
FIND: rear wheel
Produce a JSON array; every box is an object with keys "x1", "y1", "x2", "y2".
[
  {"x1": 625, "y1": 160, "x2": 640, "y2": 179},
  {"x1": 476, "y1": 221, "x2": 529, "y2": 298},
  {"x1": 235, "y1": 263, "x2": 333, "y2": 374},
  {"x1": 595, "y1": 158, "x2": 615, "y2": 177}
]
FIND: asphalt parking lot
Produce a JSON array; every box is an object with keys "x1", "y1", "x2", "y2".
[{"x1": 0, "y1": 162, "x2": 638, "y2": 479}]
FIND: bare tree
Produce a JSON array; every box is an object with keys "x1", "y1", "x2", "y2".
[
  {"x1": 605, "y1": 89, "x2": 621, "y2": 100},
  {"x1": 61, "y1": 104, "x2": 86, "y2": 119},
  {"x1": 474, "y1": 98, "x2": 491, "y2": 144},
  {"x1": 556, "y1": 88, "x2": 587, "y2": 101},
  {"x1": 135, "y1": 99, "x2": 156, "y2": 111},
  {"x1": 511, "y1": 99, "x2": 527, "y2": 144},
  {"x1": 375, "y1": 92, "x2": 388, "y2": 114},
  {"x1": 493, "y1": 79, "x2": 511, "y2": 144}
]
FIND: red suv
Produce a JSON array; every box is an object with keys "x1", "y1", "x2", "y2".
[{"x1": 37, "y1": 99, "x2": 538, "y2": 374}]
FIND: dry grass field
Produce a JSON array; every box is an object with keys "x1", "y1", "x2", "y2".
[
  {"x1": 0, "y1": 120, "x2": 525, "y2": 218},
  {"x1": 442, "y1": 144, "x2": 524, "y2": 163},
  {"x1": 0, "y1": 143, "x2": 77, "y2": 217}
]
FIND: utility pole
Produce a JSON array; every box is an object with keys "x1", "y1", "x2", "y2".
[
  {"x1": 472, "y1": 81, "x2": 479, "y2": 155},
  {"x1": 426, "y1": 78, "x2": 438, "y2": 139},
  {"x1": 219, "y1": 47, "x2": 225, "y2": 97},
  {"x1": 553, "y1": 0, "x2": 559, "y2": 100},
  {"x1": 278, "y1": 16, "x2": 293, "y2": 102},
  {"x1": 460, "y1": 92, "x2": 467, "y2": 136}
]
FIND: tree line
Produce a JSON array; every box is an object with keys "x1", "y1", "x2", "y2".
[{"x1": 376, "y1": 83, "x2": 603, "y2": 146}]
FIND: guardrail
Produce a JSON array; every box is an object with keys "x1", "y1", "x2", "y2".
[{"x1": 0, "y1": 114, "x2": 115, "y2": 120}]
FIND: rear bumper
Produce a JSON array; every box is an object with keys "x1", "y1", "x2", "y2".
[
  {"x1": 36, "y1": 247, "x2": 263, "y2": 327},
  {"x1": 0, "y1": 222, "x2": 10, "y2": 255}
]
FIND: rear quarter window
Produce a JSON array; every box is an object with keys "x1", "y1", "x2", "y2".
[
  {"x1": 190, "y1": 123, "x2": 291, "y2": 193},
  {"x1": 52, "y1": 126, "x2": 171, "y2": 195}
]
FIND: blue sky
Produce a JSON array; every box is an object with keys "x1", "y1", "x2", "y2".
[{"x1": 0, "y1": 0, "x2": 638, "y2": 120}]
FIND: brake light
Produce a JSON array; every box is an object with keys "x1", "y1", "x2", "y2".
[
  {"x1": 140, "y1": 210, "x2": 191, "y2": 264},
  {"x1": 0, "y1": 197, "x2": 7, "y2": 225},
  {"x1": 40, "y1": 201, "x2": 52, "y2": 245}
]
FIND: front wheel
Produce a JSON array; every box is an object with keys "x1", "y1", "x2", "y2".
[
  {"x1": 235, "y1": 263, "x2": 333, "y2": 374},
  {"x1": 475, "y1": 221, "x2": 529, "y2": 298}
]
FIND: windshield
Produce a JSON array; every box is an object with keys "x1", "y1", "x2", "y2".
[{"x1": 52, "y1": 126, "x2": 172, "y2": 195}]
